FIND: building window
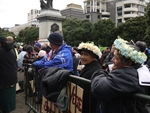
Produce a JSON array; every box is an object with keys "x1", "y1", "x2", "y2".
[
  {"x1": 97, "y1": 9, "x2": 100, "y2": 13},
  {"x1": 86, "y1": 15, "x2": 90, "y2": 18},
  {"x1": 101, "y1": 10, "x2": 104, "y2": 12},
  {"x1": 124, "y1": 11, "x2": 130, "y2": 14},
  {"x1": 31, "y1": 10, "x2": 33, "y2": 15},
  {"x1": 87, "y1": 2, "x2": 90, "y2": 5},
  {"x1": 139, "y1": 6, "x2": 145, "y2": 12},
  {"x1": 117, "y1": 11, "x2": 122, "y2": 16},
  {"x1": 97, "y1": 2, "x2": 99, "y2": 6},
  {"x1": 117, "y1": 6, "x2": 122, "y2": 10},
  {"x1": 98, "y1": 15, "x2": 100, "y2": 19},
  {"x1": 87, "y1": 8, "x2": 90, "y2": 13},
  {"x1": 124, "y1": 18, "x2": 130, "y2": 21},
  {"x1": 117, "y1": 19, "x2": 122, "y2": 23},
  {"x1": 102, "y1": 15, "x2": 109, "y2": 18},
  {"x1": 124, "y1": 4, "x2": 131, "y2": 8}
]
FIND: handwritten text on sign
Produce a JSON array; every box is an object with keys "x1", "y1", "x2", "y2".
[{"x1": 42, "y1": 82, "x2": 83, "y2": 113}]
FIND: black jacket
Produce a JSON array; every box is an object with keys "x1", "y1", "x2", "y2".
[
  {"x1": 41, "y1": 67, "x2": 71, "y2": 102},
  {"x1": 0, "y1": 42, "x2": 17, "y2": 88},
  {"x1": 79, "y1": 60, "x2": 102, "y2": 113},
  {"x1": 80, "y1": 60, "x2": 102, "y2": 79},
  {"x1": 91, "y1": 67, "x2": 149, "y2": 113}
]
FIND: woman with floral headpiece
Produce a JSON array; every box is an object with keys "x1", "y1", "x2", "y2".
[
  {"x1": 91, "y1": 37, "x2": 150, "y2": 113},
  {"x1": 77, "y1": 42, "x2": 102, "y2": 113}
]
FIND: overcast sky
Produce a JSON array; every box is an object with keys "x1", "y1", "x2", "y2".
[{"x1": 0, "y1": 0, "x2": 84, "y2": 28}]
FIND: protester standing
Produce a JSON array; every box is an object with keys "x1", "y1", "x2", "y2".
[{"x1": 0, "y1": 36, "x2": 17, "y2": 113}]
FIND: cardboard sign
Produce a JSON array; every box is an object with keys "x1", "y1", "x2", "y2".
[
  {"x1": 41, "y1": 82, "x2": 83, "y2": 113},
  {"x1": 42, "y1": 96, "x2": 62, "y2": 113}
]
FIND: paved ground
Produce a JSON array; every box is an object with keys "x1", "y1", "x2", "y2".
[
  {"x1": 11, "y1": 72, "x2": 31, "y2": 113},
  {"x1": 11, "y1": 72, "x2": 42, "y2": 113},
  {"x1": 11, "y1": 92, "x2": 31, "y2": 113}
]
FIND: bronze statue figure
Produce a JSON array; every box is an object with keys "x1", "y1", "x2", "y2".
[
  {"x1": 47, "y1": 0, "x2": 53, "y2": 8},
  {"x1": 40, "y1": 0, "x2": 53, "y2": 9},
  {"x1": 50, "y1": 23, "x2": 59, "y2": 32}
]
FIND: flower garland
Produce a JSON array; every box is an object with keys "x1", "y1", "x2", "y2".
[
  {"x1": 78, "y1": 42, "x2": 102, "y2": 59},
  {"x1": 113, "y1": 37, "x2": 147, "y2": 64}
]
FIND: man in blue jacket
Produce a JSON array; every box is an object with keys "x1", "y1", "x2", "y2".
[
  {"x1": 33, "y1": 32, "x2": 73, "y2": 71},
  {"x1": 33, "y1": 32, "x2": 73, "y2": 104}
]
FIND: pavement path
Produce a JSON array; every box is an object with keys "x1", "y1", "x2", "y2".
[
  {"x1": 11, "y1": 92, "x2": 30, "y2": 113},
  {"x1": 11, "y1": 72, "x2": 31, "y2": 113}
]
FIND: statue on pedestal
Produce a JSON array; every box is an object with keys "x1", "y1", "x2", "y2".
[{"x1": 40, "y1": 0, "x2": 53, "y2": 9}]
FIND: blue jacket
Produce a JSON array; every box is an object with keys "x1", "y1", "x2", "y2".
[{"x1": 33, "y1": 43, "x2": 73, "y2": 71}]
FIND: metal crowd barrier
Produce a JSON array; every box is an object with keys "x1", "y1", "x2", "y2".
[
  {"x1": 24, "y1": 65, "x2": 41, "y2": 113},
  {"x1": 24, "y1": 66, "x2": 150, "y2": 113}
]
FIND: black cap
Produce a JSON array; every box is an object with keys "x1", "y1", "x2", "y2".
[{"x1": 47, "y1": 32, "x2": 63, "y2": 46}]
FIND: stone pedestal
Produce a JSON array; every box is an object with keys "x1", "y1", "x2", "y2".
[{"x1": 36, "y1": 9, "x2": 65, "y2": 44}]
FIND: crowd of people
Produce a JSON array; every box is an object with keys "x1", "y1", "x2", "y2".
[{"x1": 1, "y1": 32, "x2": 150, "y2": 113}]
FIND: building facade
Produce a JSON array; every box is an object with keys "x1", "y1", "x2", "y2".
[
  {"x1": 83, "y1": 0, "x2": 147, "y2": 24},
  {"x1": 83, "y1": 0, "x2": 110, "y2": 23},
  {"x1": 116, "y1": 0, "x2": 146, "y2": 25},
  {"x1": 10, "y1": 22, "x2": 39, "y2": 35},
  {"x1": 60, "y1": 3, "x2": 84, "y2": 20},
  {"x1": 28, "y1": 9, "x2": 40, "y2": 22}
]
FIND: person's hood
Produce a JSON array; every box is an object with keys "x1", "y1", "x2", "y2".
[{"x1": 4, "y1": 42, "x2": 14, "y2": 50}]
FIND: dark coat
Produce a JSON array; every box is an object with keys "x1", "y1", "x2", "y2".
[
  {"x1": 79, "y1": 60, "x2": 102, "y2": 113},
  {"x1": 80, "y1": 60, "x2": 101, "y2": 79},
  {"x1": 91, "y1": 67, "x2": 149, "y2": 113},
  {"x1": 41, "y1": 67, "x2": 71, "y2": 102},
  {"x1": 0, "y1": 41, "x2": 17, "y2": 88}
]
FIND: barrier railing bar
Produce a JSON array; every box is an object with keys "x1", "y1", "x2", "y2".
[
  {"x1": 68, "y1": 74, "x2": 150, "y2": 102},
  {"x1": 26, "y1": 101, "x2": 40, "y2": 113},
  {"x1": 68, "y1": 75, "x2": 91, "y2": 84},
  {"x1": 132, "y1": 93, "x2": 150, "y2": 102}
]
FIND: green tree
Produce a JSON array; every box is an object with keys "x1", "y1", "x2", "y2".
[
  {"x1": 63, "y1": 18, "x2": 93, "y2": 46},
  {"x1": 0, "y1": 28, "x2": 16, "y2": 38},
  {"x1": 18, "y1": 27, "x2": 39, "y2": 44},
  {"x1": 91, "y1": 19, "x2": 116, "y2": 47},
  {"x1": 145, "y1": 3, "x2": 150, "y2": 45},
  {"x1": 117, "y1": 16, "x2": 147, "y2": 43}
]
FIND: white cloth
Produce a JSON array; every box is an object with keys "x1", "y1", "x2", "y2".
[
  {"x1": 137, "y1": 65, "x2": 150, "y2": 86},
  {"x1": 17, "y1": 51, "x2": 26, "y2": 69},
  {"x1": 108, "y1": 64, "x2": 114, "y2": 72},
  {"x1": 16, "y1": 83, "x2": 20, "y2": 91}
]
